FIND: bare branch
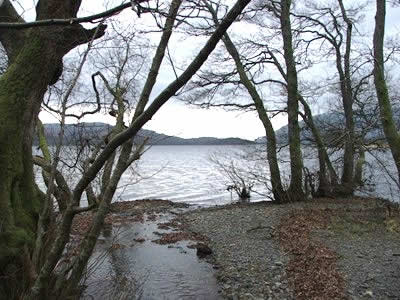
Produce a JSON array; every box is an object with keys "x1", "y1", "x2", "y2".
[{"x1": 0, "y1": 1, "x2": 150, "y2": 29}]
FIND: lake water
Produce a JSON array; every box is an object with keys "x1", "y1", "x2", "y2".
[
  {"x1": 117, "y1": 145, "x2": 399, "y2": 204},
  {"x1": 35, "y1": 145, "x2": 399, "y2": 205},
  {"x1": 82, "y1": 207, "x2": 223, "y2": 300},
  {"x1": 115, "y1": 145, "x2": 267, "y2": 206}
]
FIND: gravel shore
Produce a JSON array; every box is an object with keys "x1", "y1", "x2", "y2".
[
  {"x1": 184, "y1": 202, "x2": 294, "y2": 300},
  {"x1": 183, "y1": 198, "x2": 400, "y2": 300},
  {"x1": 314, "y1": 202, "x2": 400, "y2": 299}
]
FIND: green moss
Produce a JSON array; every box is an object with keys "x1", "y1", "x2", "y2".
[
  {"x1": 0, "y1": 227, "x2": 33, "y2": 263},
  {"x1": 37, "y1": 120, "x2": 51, "y2": 162},
  {"x1": 0, "y1": 35, "x2": 45, "y2": 266}
]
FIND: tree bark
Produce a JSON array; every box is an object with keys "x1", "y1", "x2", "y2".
[
  {"x1": 298, "y1": 96, "x2": 338, "y2": 196},
  {"x1": 337, "y1": 0, "x2": 355, "y2": 196},
  {"x1": 0, "y1": 1, "x2": 106, "y2": 297},
  {"x1": 373, "y1": 0, "x2": 400, "y2": 184},
  {"x1": 280, "y1": 0, "x2": 304, "y2": 201}
]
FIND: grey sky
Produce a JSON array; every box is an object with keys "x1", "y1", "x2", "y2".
[{"x1": 10, "y1": 1, "x2": 400, "y2": 140}]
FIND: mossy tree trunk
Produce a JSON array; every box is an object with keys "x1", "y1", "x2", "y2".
[
  {"x1": 280, "y1": 0, "x2": 305, "y2": 201},
  {"x1": 298, "y1": 96, "x2": 339, "y2": 196},
  {"x1": 373, "y1": 0, "x2": 400, "y2": 184},
  {"x1": 0, "y1": 0, "x2": 106, "y2": 297}
]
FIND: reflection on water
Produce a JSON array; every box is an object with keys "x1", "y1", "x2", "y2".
[{"x1": 82, "y1": 209, "x2": 222, "y2": 300}]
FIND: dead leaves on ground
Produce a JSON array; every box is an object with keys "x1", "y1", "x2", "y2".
[
  {"x1": 71, "y1": 211, "x2": 144, "y2": 236},
  {"x1": 279, "y1": 209, "x2": 346, "y2": 300},
  {"x1": 152, "y1": 231, "x2": 208, "y2": 245},
  {"x1": 152, "y1": 217, "x2": 209, "y2": 245}
]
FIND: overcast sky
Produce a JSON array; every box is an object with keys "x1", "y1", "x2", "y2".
[{"x1": 15, "y1": 0, "x2": 400, "y2": 140}]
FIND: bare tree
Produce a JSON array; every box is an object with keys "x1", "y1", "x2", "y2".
[
  {"x1": 200, "y1": 1, "x2": 287, "y2": 202},
  {"x1": 292, "y1": 0, "x2": 371, "y2": 195},
  {"x1": 210, "y1": 152, "x2": 253, "y2": 201}
]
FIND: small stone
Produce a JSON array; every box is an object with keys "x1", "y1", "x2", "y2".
[
  {"x1": 196, "y1": 243, "x2": 212, "y2": 258},
  {"x1": 133, "y1": 237, "x2": 145, "y2": 243},
  {"x1": 275, "y1": 261, "x2": 284, "y2": 266},
  {"x1": 364, "y1": 290, "x2": 373, "y2": 297}
]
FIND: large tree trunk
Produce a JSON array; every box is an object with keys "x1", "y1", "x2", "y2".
[
  {"x1": 280, "y1": 0, "x2": 304, "y2": 201},
  {"x1": 0, "y1": 32, "x2": 66, "y2": 287},
  {"x1": 0, "y1": 1, "x2": 106, "y2": 296},
  {"x1": 373, "y1": 0, "x2": 400, "y2": 184},
  {"x1": 336, "y1": 0, "x2": 355, "y2": 196}
]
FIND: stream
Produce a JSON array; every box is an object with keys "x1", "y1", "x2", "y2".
[{"x1": 81, "y1": 206, "x2": 222, "y2": 300}]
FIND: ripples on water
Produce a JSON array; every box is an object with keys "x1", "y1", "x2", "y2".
[
  {"x1": 34, "y1": 145, "x2": 399, "y2": 205},
  {"x1": 114, "y1": 145, "x2": 267, "y2": 206}
]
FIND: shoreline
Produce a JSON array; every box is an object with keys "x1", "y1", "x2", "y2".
[{"x1": 73, "y1": 197, "x2": 400, "y2": 299}]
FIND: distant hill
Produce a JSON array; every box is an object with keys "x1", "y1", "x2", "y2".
[
  {"x1": 256, "y1": 109, "x2": 400, "y2": 145},
  {"x1": 34, "y1": 123, "x2": 254, "y2": 146}
]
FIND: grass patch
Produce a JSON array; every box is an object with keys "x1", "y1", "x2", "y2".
[{"x1": 328, "y1": 209, "x2": 400, "y2": 238}]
